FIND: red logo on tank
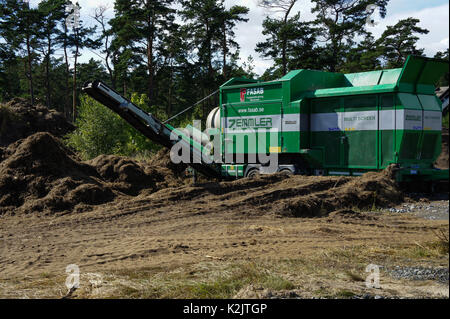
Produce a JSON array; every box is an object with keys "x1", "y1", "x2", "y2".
[{"x1": 240, "y1": 88, "x2": 246, "y2": 102}]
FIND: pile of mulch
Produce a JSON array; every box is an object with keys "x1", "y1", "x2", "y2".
[
  {"x1": 0, "y1": 132, "x2": 112, "y2": 215},
  {"x1": 87, "y1": 153, "x2": 186, "y2": 196},
  {"x1": 0, "y1": 132, "x2": 187, "y2": 215},
  {"x1": 0, "y1": 98, "x2": 187, "y2": 215},
  {"x1": 274, "y1": 165, "x2": 403, "y2": 218},
  {"x1": 0, "y1": 98, "x2": 74, "y2": 147}
]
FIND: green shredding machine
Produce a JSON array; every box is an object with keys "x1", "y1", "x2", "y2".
[{"x1": 83, "y1": 55, "x2": 449, "y2": 183}]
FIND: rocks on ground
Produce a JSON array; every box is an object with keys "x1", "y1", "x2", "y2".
[{"x1": 388, "y1": 266, "x2": 449, "y2": 284}]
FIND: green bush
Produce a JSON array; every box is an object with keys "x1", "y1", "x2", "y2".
[{"x1": 65, "y1": 94, "x2": 161, "y2": 160}]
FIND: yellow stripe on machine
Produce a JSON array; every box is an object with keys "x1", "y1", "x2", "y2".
[{"x1": 269, "y1": 146, "x2": 281, "y2": 153}]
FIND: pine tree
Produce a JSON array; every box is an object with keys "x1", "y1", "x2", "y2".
[
  {"x1": 257, "y1": 0, "x2": 299, "y2": 76},
  {"x1": 110, "y1": 0, "x2": 176, "y2": 103},
  {"x1": 55, "y1": 0, "x2": 74, "y2": 118},
  {"x1": 311, "y1": 0, "x2": 388, "y2": 72},
  {"x1": 37, "y1": 0, "x2": 66, "y2": 108},
  {"x1": 180, "y1": 0, "x2": 224, "y2": 119},
  {"x1": 93, "y1": 5, "x2": 115, "y2": 89},
  {"x1": 434, "y1": 49, "x2": 449, "y2": 87},
  {"x1": 219, "y1": 4, "x2": 249, "y2": 80},
  {"x1": 257, "y1": 12, "x2": 319, "y2": 78},
  {"x1": 64, "y1": 1, "x2": 100, "y2": 121},
  {"x1": 377, "y1": 17, "x2": 429, "y2": 68},
  {"x1": 0, "y1": 0, "x2": 40, "y2": 105},
  {"x1": 341, "y1": 33, "x2": 383, "y2": 73}
]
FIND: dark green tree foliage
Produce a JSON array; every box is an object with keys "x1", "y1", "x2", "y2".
[
  {"x1": 180, "y1": 0, "x2": 222, "y2": 84},
  {"x1": 153, "y1": 24, "x2": 192, "y2": 118},
  {"x1": 257, "y1": 12, "x2": 319, "y2": 79},
  {"x1": 0, "y1": 0, "x2": 40, "y2": 105},
  {"x1": 434, "y1": 49, "x2": 449, "y2": 87},
  {"x1": 110, "y1": 0, "x2": 176, "y2": 102},
  {"x1": 435, "y1": 49, "x2": 450, "y2": 61},
  {"x1": 311, "y1": 0, "x2": 388, "y2": 72},
  {"x1": 219, "y1": 4, "x2": 249, "y2": 80},
  {"x1": 108, "y1": 0, "x2": 138, "y2": 95},
  {"x1": 76, "y1": 58, "x2": 110, "y2": 90},
  {"x1": 257, "y1": 0, "x2": 300, "y2": 77},
  {"x1": 36, "y1": 0, "x2": 66, "y2": 108},
  {"x1": 65, "y1": 2, "x2": 101, "y2": 121},
  {"x1": 180, "y1": 0, "x2": 249, "y2": 120},
  {"x1": 341, "y1": 33, "x2": 382, "y2": 73},
  {"x1": 377, "y1": 18, "x2": 429, "y2": 68},
  {"x1": 0, "y1": 41, "x2": 21, "y2": 102}
]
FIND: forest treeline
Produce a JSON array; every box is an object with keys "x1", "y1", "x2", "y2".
[{"x1": 1, "y1": 0, "x2": 449, "y2": 126}]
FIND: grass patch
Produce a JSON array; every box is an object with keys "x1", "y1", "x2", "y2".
[
  {"x1": 432, "y1": 228, "x2": 449, "y2": 255},
  {"x1": 39, "y1": 272, "x2": 53, "y2": 279},
  {"x1": 336, "y1": 289, "x2": 356, "y2": 298},
  {"x1": 110, "y1": 262, "x2": 295, "y2": 299},
  {"x1": 105, "y1": 243, "x2": 447, "y2": 299},
  {"x1": 397, "y1": 242, "x2": 447, "y2": 260},
  {"x1": 398, "y1": 229, "x2": 449, "y2": 260}
]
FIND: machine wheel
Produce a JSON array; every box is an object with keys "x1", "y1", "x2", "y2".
[
  {"x1": 279, "y1": 168, "x2": 294, "y2": 176},
  {"x1": 246, "y1": 168, "x2": 260, "y2": 178}
]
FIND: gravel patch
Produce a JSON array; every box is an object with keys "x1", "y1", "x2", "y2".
[{"x1": 387, "y1": 266, "x2": 449, "y2": 284}]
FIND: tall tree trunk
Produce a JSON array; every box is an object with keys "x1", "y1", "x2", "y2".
[
  {"x1": 147, "y1": 38, "x2": 154, "y2": 102},
  {"x1": 167, "y1": 60, "x2": 173, "y2": 117},
  {"x1": 26, "y1": 33, "x2": 34, "y2": 106},
  {"x1": 95, "y1": 7, "x2": 115, "y2": 89},
  {"x1": 330, "y1": 38, "x2": 338, "y2": 72},
  {"x1": 24, "y1": 1, "x2": 34, "y2": 107},
  {"x1": 206, "y1": 19, "x2": 213, "y2": 78},
  {"x1": 63, "y1": 24, "x2": 71, "y2": 120},
  {"x1": 206, "y1": 18, "x2": 213, "y2": 117},
  {"x1": 222, "y1": 21, "x2": 227, "y2": 80},
  {"x1": 281, "y1": 2, "x2": 296, "y2": 76},
  {"x1": 72, "y1": 34, "x2": 79, "y2": 122},
  {"x1": 329, "y1": 12, "x2": 340, "y2": 73},
  {"x1": 45, "y1": 35, "x2": 51, "y2": 109},
  {"x1": 281, "y1": 41, "x2": 287, "y2": 75},
  {"x1": 146, "y1": 10, "x2": 155, "y2": 103}
]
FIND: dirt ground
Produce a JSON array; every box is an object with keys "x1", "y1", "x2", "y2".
[{"x1": 0, "y1": 175, "x2": 448, "y2": 299}]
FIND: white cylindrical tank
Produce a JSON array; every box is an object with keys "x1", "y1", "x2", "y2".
[{"x1": 206, "y1": 107, "x2": 221, "y2": 129}]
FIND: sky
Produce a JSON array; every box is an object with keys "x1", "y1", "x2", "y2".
[{"x1": 30, "y1": 0, "x2": 450, "y2": 76}]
